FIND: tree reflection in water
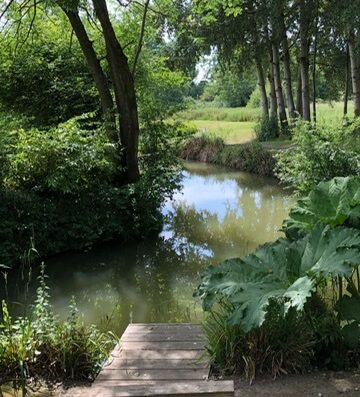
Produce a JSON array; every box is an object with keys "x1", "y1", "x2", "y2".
[{"x1": 1, "y1": 162, "x2": 292, "y2": 335}]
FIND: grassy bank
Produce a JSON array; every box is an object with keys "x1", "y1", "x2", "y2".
[
  {"x1": 189, "y1": 120, "x2": 256, "y2": 144},
  {"x1": 176, "y1": 101, "x2": 353, "y2": 146},
  {"x1": 179, "y1": 135, "x2": 276, "y2": 177}
]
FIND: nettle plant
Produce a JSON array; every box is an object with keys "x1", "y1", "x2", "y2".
[{"x1": 196, "y1": 176, "x2": 360, "y2": 352}]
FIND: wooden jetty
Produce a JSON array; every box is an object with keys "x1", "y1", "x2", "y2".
[{"x1": 67, "y1": 323, "x2": 234, "y2": 397}]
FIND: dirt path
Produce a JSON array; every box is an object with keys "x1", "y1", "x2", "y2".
[{"x1": 234, "y1": 371, "x2": 360, "y2": 397}]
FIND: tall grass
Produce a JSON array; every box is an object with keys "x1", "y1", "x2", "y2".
[
  {"x1": 0, "y1": 264, "x2": 116, "y2": 395},
  {"x1": 177, "y1": 107, "x2": 261, "y2": 122},
  {"x1": 177, "y1": 101, "x2": 354, "y2": 124}
]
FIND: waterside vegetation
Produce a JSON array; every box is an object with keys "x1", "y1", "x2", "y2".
[{"x1": 196, "y1": 176, "x2": 360, "y2": 381}]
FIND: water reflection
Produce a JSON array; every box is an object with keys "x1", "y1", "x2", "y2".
[{"x1": 1, "y1": 162, "x2": 292, "y2": 335}]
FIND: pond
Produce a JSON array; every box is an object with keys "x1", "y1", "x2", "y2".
[{"x1": 2, "y1": 162, "x2": 292, "y2": 336}]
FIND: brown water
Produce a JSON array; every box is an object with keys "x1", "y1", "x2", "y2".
[{"x1": 3, "y1": 162, "x2": 292, "y2": 336}]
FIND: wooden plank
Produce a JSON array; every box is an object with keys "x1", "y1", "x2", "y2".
[
  {"x1": 104, "y1": 358, "x2": 209, "y2": 370},
  {"x1": 68, "y1": 381, "x2": 234, "y2": 397},
  {"x1": 120, "y1": 341, "x2": 205, "y2": 351},
  {"x1": 116, "y1": 349, "x2": 205, "y2": 360},
  {"x1": 97, "y1": 368, "x2": 209, "y2": 381},
  {"x1": 125, "y1": 324, "x2": 202, "y2": 332},
  {"x1": 121, "y1": 328, "x2": 203, "y2": 337},
  {"x1": 127, "y1": 323, "x2": 202, "y2": 328},
  {"x1": 121, "y1": 333, "x2": 203, "y2": 342}
]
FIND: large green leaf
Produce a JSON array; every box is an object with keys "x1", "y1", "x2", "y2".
[
  {"x1": 196, "y1": 224, "x2": 360, "y2": 332},
  {"x1": 301, "y1": 224, "x2": 360, "y2": 276},
  {"x1": 284, "y1": 177, "x2": 360, "y2": 239}
]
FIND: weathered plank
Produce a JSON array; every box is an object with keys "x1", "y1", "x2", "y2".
[
  {"x1": 116, "y1": 349, "x2": 204, "y2": 360},
  {"x1": 68, "y1": 380, "x2": 234, "y2": 397},
  {"x1": 104, "y1": 358, "x2": 208, "y2": 370},
  {"x1": 97, "y1": 368, "x2": 209, "y2": 381},
  {"x1": 121, "y1": 333, "x2": 203, "y2": 342},
  {"x1": 120, "y1": 341, "x2": 205, "y2": 351},
  {"x1": 126, "y1": 324, "x2": 202, "y2": 330}
]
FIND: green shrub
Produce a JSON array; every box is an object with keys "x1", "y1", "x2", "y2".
[
  {"x1": 179, "y1": 135, "x2": 225, "y2": 162},
  {"x1": 214, "y1": 142, "x2": 275, "y2": 177},
  {"x1": 246, "y1": 88, "x2": 261, "y2": 109},
  {"x1": 275, "y1": 120, "x2": 360, "y2": 193},
  {"x1": 254, "y1": 116, "x2": 280, "y2": 142},
  {"x1": 0, "y1": 266, "x2": 116, "y2": 390},
  {"x1": 5, "y1": 115, "x2": 117, "y2": 194}
]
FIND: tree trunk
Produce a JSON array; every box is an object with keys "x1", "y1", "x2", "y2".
[
  {"x1": 296, "y1": 65, "x2": 303, "y2": 117},
  {"x1": 299, "y1": 0, "x2": 311, "y2": 121},
  {"x1": 348, "y1": 30, "x2": 360, "y2": 118},
  {"x1": 272, "y1": 43, "x2": 288, "y2": 129},
  {"x1": 279, "y1": 11, "x2": 296, "y2": 119},
  {"x1": 344, "y1": 43, "x2": 350, "y2": 117},
  {"x1": 268, "y1": 49, "x2": 278, "y2": 117},
  {"x1": 255, "y1": 57, "x2": 269, "y2": 120},
  {"x1": 312, "y1": 0, "x2": 319, "y2": 124},
  {"x1": 64, "y1": 9, "x2": 117, "y2": 143},
  {"x1": 92, "y1": 0, "x2": 140, "y2": 182}
]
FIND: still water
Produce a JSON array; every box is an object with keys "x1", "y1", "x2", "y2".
[{"x1": 4, "y1": 162, "x2": 292, "y2": 336}]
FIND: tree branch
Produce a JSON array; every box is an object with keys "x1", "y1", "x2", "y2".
[
  {"x1": 132, "y1": 0, "x2": 149, "y2": 75},
  {"x1": 0, "y1": 0, "x2": 15, "y2": 19}
]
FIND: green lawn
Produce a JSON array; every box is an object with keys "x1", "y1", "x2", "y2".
[
  {"x1": 189, "y1": 120, "x2": 256, "y2": 144},
  {"x1": 177, "y1": 101, "x2": 354, "y2": 146}
]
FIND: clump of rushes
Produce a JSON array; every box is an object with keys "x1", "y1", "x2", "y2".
[
  {"x1": 204, "y1": 302, "x2": 315, "y2": 383},
  {"x1": 179, "y1": 134, "x2": 225, "y2": 163},
  {"x1": 179, "y1": 135, "x2": 275, "y2": 177},
  {"x1": 0, "y1": 264, "x2": 116, "y2": 393}
]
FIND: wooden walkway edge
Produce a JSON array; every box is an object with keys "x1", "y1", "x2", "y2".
[{"x1": 66, "y1": 323, "x2": 234, "y2": 397}]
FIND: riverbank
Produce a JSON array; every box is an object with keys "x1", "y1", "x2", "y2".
[
  {"x1": 179, "y1": 136, "x2": 279, "y2": 177},
  {"x1": 234, "y1": 370, "x2": 360, "y2": 397}
]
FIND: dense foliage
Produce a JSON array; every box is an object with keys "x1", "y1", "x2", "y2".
[
  {"x1": 0, "y1": 16, "x2": 99, "y2": 127},
  {"x1": 276, "y1": 121, "x2": 360, "y2": 193},
  {"x1": 196, "y1": 176, "x2": 360, "y2": 378}
]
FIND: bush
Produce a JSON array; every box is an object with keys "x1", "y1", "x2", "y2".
[
  {"x1": 5, "y1": 115, "x2": 117, "y2": 194},
  {"x1": 275, "y1": 120, "x2": 360, "y2": 193},
  {"x1": 179, "y1": 137, "x2": 275, "y2": 176},
  {"x1": 246, "y1": 88, "x2": 261, "y2": 109},
  {"x1": 179, "y1": 135, "x2": 225, "y2": 162},
  {"x1": 254, "y1": 116, "x2": 280, "y2": 142},
  {"x1": 0, "y1": 266, "x2": 116, "y2": 390},
  {"x1": 214, "y1": 142, "x2": 276, "y2": 177}
]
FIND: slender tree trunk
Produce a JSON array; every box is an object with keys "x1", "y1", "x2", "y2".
[
  {"x1": 312, "y1": 1, "x2": 319, "y2": 125},
  {"x1": 268, "y1": 49, "x2": 278, "y2": 117},
  {"x1": 300, "y1": 0, "x2": 311, "y2": 121},
  {"x1": 279, "y1": 11, "x2": 296, "y2": 119},
  {"x1": 344, "y1": 43, "x2": 350, "y2": 117},
  {"x1": 92, "y1": 0, "x2": 140, "y2": 182},
  {"x1": 272, "y1": 43, "x2": 288, "y2": 128},
  {"x1": 64, "y1": 9, "x2": 117, "y2": 143},
  {"x1": 348, "y1": 30, "x2": 360, "y2": 118},
  {"x1": 255, "y1": 56, "x2": 269, "y2": 120},
  {"x1": 296, "y1": 65, "x2": 303, "y2": 117}
]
